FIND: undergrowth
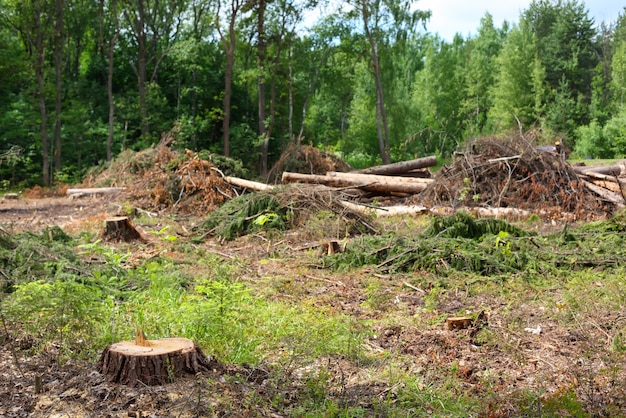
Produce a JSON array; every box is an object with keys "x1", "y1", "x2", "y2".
[{"x1": 2, "y1": 211, "x2": 626, "y2": 416}]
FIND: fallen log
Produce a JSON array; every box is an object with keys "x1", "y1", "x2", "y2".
[
  {"x1": 339, "y1": 201, "x2": 427, "y2": 216},
  {"x1": 282, "y1": 171, "x2": 429, "y2": 194},
  {"x1": 224, "y1": 176, "x2": 274, "y2": 191},
  {"x1": 357, "y1": 155, "x2": 437, "y2": 175},
  {"x1": 327, "y1": 171, "x2": 433, "y2": 184},
  {"x1": 582, "y1": 180, "x2": 625, "y2": 207},
  {"x1": 66, "y1": 187, "x2": 125, "y2": 196},
  {"x1": 572, "y1": 164, "x2": 626, "y2": 176}
]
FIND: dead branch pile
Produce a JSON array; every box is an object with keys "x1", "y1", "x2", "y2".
[
  {"x1": 125, "y1": 147, "x2": 235, "y2": 215},
  {"x1": 267, "y1": 144, "x2": 351, "y2": 183},
  {"x1": 417, "y1": 135, "x2": 615, "y2": 220}
]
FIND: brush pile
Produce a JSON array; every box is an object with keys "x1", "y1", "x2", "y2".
[{"x1": 417, "y1": 135, "x2": 616, "y2": 220}]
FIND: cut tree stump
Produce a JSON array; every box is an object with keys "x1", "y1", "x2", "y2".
[
  {"x1": 103, "y1": 216, "x2": 144, "y2": 242},
  {"x1": 98, "y1": 336, "x2": 212, "y2": 386}
]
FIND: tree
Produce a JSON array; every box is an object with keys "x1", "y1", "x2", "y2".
[
  {"x1": 487, "y1": 22, "x2": 539, "y2": 131},
  {"x1": 215, "y1": 0, "x2": 249, "y2": 157},
  {"x1": 120, "y1": 0, "x2": 187, "y2": 142},
  {"x1": 98, "y1": 0, "x2": 121, "y2": 161},
  {"x1": 342, "y1": 0, "x2": 428, "y2": 164},
  {"x1": 461, "y1": 13, "x2": 505, "y2": 136},
  {"x1": 523, "y1": 0, "x2": 598, "y2": 132}
]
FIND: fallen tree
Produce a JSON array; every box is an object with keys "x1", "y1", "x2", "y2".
[
  {"x1": 357, "y1": 156, "x2": 437, "y2": 175},
  {"x1": 282, "y1": 172, "x2": 430, "y2": 194}
]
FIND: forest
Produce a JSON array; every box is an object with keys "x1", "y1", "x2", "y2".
[{"x1": 1, "y1": 0, "x2": 626, "y2": 187}]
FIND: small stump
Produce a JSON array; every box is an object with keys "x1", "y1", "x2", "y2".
[
  {"x1": 103, "y1": 216, "x2": 144, "y2": 242},
  {"x1": 99, "y1": 337, "x2": 211, "y2": 386}
]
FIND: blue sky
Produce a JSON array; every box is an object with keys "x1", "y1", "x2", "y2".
[{"x1": 417, "y1": 0, "x2": 624, "y2": 41}]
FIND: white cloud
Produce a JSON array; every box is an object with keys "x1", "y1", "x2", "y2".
[{"x1": 416, "y1": 0, "x2": 623, "y2": 41}]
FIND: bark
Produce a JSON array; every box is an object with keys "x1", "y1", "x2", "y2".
[
  {"x1": 217, "y1": 0, "x2": 244, "y2": 157},
  {"x1": 224, "y1": 176, "x2": 274, "y2": 191},
  {"x1": 53, "y1": 0, "x2": 64, "y2": 174},
  {"x1": 582, "y1": 180, "x2": 626, "y2": 207},
  {"x1": 326, "y1": 171, "x2": 433, "y2": 185},
  {"x1": 572, "y1": 164, "x2": 626, "y2": 176},
  {"x1": 357, "y1": 156, "x2": 437, "y2": 175},
  {"x1": 362, "y1": 2, "x2": 391, "y2": 164},
  {"x1": 281, "y1": 171, "x2": 430, "y2": 194},
  {"x1": 257, "y1": 0, "x2": 268, "y2": 176},
  {"x1": 103, "y1": 216, "x2": 145, "y2": 242},
  {"x1": 67, "y1": 187, "x2": 126, "y2": 195},
  {"x1": 34, "y1": 0, "x2": 50, "y2": 186},
  {"x1": 98, "y1": 0, "x2": 120, "y2": 162},
  {"x1": 99, "y1": 337, "x2": 212, "y2": 387},
  {"x1": 339, "y1": 201, "x2": 427, "y2": 216}
]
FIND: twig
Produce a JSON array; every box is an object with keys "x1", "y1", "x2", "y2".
[
  {"x1": 304, "y1": 274, "x2": 345, "y2": 287},
  {"x1": 402, "y1": 281, "x2": 425, "y2": 293},
  {"x1": 0, "y1": 307, "x2": 25, "y2": 379}
]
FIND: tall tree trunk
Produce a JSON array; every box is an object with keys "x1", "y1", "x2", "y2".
[
  {"x1": 257, "y1": 0, "x2": 268, "y2": 176},
  {"x1": 136, "y1": 0, "x2": 148, "y2": 141},
  {"x1": 362, "y1": 2, "x2": 391, "y2": 164},
  {"x1": 217, "y1": 0, "x2": 243, "y2": 158},
  {"x1": 34, "y1": 0, "x2": 50, "y2": 186},
  {"x1": 53, "y1": 0, "x2": 64, "y2": 175},
  {"x1": 222, "y1": 27, "x2": 235, "y2": 157},
  {"x1": 107, "y1": 38, "x2": 117, "y2": 161}
]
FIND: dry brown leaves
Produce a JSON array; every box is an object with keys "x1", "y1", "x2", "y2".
[{"x1": 125, "y1": 147, "x2": 235, "y2": 215}]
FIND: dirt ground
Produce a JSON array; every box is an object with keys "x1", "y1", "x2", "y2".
[{"x1": 1, "y1": 192, "x2": 625, "y2": 417}]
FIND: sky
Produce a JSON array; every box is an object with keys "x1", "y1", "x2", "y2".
[{"x1": 416, "y1": 0, "x2": 624, "y2": 42}]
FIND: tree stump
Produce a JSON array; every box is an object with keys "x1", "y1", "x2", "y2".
[
  {"x1": 103, "y1": 216, "x2": 144, "y2": 242},
  {"x1": 98, "y1": 335, "x2": 212, "y2": 386}
]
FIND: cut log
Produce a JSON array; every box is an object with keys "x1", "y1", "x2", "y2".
[
  {"x1": 99, "y1": 337, "x2": 212, "y2": 386},
  {"x1": 339, "y1": 201, "x2": 427, "y2": 217},
  {"x1": 572, "y1": 164, "x2": 625, "y2": 176},
  {"x1": 103, "y1": 216, "x2": 145, "y2": 242},
  {"x1": 282, "y1": 172, "x2": 429, "y2": 194},
  {"x1": 327, "y1": 171, "x2": 433, "y2": 184},
  {"x1": 356, "y1": 155, "x2": 437, "y2": 175},
  {"x1": 224, "y1": 176, "x2": 274, "y2": 191},
  {"x1": 582, "y1": 180, "x2": 625, "y2": 207},
  {"x1": 66, "y1": 187, "x2": 125, "y2": 196}
]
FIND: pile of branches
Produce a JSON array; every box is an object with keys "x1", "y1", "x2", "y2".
[
  {"x1": 125, "y1": 147, "x2": 235, "y2": 215},
  {"x1": 418, "y1": 135, "x2": 614, "y2": 220},
  {"x1": 266, "y1": 144, "x2": 351, "y2": 184},
  {"x1": 200, "y1": 184, "x2": 376, "y2": 240}
]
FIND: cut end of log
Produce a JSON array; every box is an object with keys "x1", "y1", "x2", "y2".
[{"x1": 99, "y1": 337, "x2": 212, "y2": 387}]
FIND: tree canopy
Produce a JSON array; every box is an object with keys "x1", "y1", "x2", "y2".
[{"x1": 1, "y1": 0, "x2": 625, "y2": 187}]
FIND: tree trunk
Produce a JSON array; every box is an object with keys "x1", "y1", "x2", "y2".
[
  {"x1": 103, "y1": 216, "x2": 145, "y2": 242},
  {"x1": 99, "y1": 336, "x2": 212, "y2": 387},
  {"x1": 53, "y1": 0, "x2": 64, "y2": 175},
  {"x1": 357, "y1": 156, "x2": 437, "y2": 175},
  {"x1": 136, "y1": 0, "x2": 149, "y2": 141},
  {"x1": 34, "y1": 0, "x2": 49, "y2": 187},
  {"x1": 281, "y1": 171, "x2": 430, "y2": 194},
  {"x1": 257, "y1": 0, "x2": 268, "y2": 176}
]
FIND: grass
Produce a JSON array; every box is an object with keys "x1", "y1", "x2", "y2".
[{"x1": 1, "y1": 212, "x2": 626, "y2": 416}]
